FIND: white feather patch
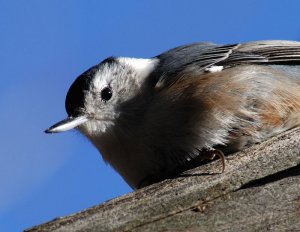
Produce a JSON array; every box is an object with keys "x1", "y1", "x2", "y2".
[
  {"x1": 205, "y1": 65, "x2": 223, "y2": 73},
  {"x1": 117, "y1": 57, "x2": 158, "y2": 78}
]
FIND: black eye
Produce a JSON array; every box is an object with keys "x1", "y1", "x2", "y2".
[{"x1": 100, "y1": 86, "x2": 113, "y2": 102}]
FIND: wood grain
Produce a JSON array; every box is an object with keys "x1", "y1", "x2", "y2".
[{"x1": 26, "y1": 128, "x2": 300, "y2": 232}]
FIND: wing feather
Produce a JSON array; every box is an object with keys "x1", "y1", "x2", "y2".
[{"x1": 154, "y1": 40, "x2": 300, "y2": 89}]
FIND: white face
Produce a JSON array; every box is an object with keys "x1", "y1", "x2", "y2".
[
  {"x1": 45, "y1": 57, "x2": 158, "y2": 135},
  {"x1": 79, "y1": 57, "x2": 158, "y2": 136}
]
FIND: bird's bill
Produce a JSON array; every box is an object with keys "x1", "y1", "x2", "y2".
[{"x1": 45, "y1": 115, "x2": 88, "y2": 133}]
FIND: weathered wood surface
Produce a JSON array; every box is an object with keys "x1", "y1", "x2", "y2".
[{"x1": 26, "y1": 128, "x2": 300, "y2": 232}]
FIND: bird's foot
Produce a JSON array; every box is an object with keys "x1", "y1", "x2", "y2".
[{"x1": 203, "y1": 149, "x2": 226, "y2": 173}]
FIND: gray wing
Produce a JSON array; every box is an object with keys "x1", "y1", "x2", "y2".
[
  {"x1": 225, "y1": 40, "x2": 300, "y2": 64},
  {"x1": 154, "y1": 40, "x2": 300, "y2": 88}
]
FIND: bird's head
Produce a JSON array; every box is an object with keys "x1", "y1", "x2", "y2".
[{"x1": 45, "y1": 57, "x2": 158, "y2": 136}]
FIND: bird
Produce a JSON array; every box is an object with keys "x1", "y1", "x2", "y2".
[{"x1": 45, "y1": 40, "x2": 300, "y2": 189}]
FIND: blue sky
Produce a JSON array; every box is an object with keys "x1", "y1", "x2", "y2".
[{"x1": 1, "y1": 0, "x2": 300, "y2": 231}]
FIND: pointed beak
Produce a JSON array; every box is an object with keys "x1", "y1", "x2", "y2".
[{"x1": 45, "y1": 115, "x2": 89, "y2": 134}]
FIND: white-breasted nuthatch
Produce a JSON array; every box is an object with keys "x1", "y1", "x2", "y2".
[{"x1": 46, "y1": 40, "x2": 300, "y2": 189}]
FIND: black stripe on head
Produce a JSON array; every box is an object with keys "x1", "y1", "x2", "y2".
[
  {"x1": 65, "y1": 57, "x2": 118, "y2": 117},
  {"x1": 65, "y1": 68, "x2": 94, "y2": 116},
  {"x1": 101, "y1": 56, "x2": 117, "y2": 65}
]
